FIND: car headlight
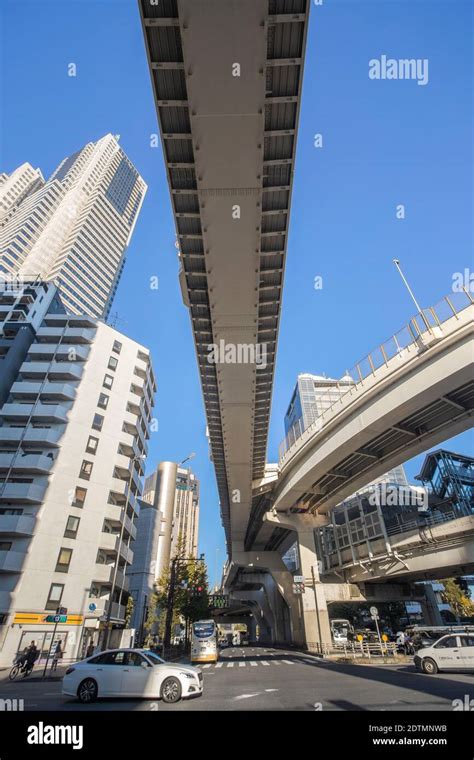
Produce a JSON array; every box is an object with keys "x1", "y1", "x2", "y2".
[{"x1": 180, "y1": 672, "x2": 194, "y2": 679}]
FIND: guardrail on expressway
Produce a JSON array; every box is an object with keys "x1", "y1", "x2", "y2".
[{"x1": 279, "y1": 288, "x2": 473, "y2": 463}]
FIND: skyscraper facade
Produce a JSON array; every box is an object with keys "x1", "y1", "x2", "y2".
[
  {"x1": 172, "y1": 466, "x2": 200, "y2": 559},
  {"x1": 0, "y1": 134, "x2": 147, "y2": 319},
  {"x1": 0, "y1": 279, "x2": 156, "y2": 665},
  {"x1": 284, "y1": 372, "x2": 408, "y2": 487}
]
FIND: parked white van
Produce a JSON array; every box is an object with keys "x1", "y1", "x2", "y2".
[{"x1": 414, "y1": 633, "x2": 474, "y2": 675}]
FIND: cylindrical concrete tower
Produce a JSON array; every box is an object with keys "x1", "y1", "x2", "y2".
[{"x1": 154, "y1": 461, "x2": 178, "y2": 580}]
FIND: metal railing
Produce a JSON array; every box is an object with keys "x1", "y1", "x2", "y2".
[
  {"x1": 279, "y1": 288, "x2": 473, "y2": 462},
  {"x1": 385, "y1": 509, "x2": 457, "y2": 537},
  {"x1": 307, "y1": 641, "x2": 399, "y2": 658}
]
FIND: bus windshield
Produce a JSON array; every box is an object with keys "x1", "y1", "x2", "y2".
[{"x1": 193, "y1": 622, "x2": 215, "y2": 639}]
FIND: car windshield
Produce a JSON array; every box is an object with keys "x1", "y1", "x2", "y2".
[{"x1": 142, "y1": 650, "x2": 165, "y2": 665}]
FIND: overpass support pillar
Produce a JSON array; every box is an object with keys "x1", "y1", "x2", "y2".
[
  {"x1": 248, "y1": 615, "x2": 257, "y2": 643},
  {"x1": 420, "y1": 584, "x2": 444, "y2": 626},
  {"x1": 264, "y1": 512, "x2": 332, "y2": 651},
  {"x1": 230, "y1": 552, "x2": 305, "y2": 646}
]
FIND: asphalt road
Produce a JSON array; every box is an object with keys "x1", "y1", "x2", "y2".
[{"x1": 0, "y1": 646, "x2": 473, "y2": 711}]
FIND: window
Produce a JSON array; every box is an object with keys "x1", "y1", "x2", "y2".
[
  {"x1": 112, "y1": 340, "x2": 122, "y2": 355},
  {"x1": 72, "y1": 487, "x2": 87, "y2": 508},
  {"x1": 92, "y1": 413, "x2": 104, "y2": 432},
  {"x1": 46, "y1": 583, "x2": 64, "y2": 610},
  {"x1": 460, "y1": 636, "x2": 474, "y2": 648},
  {"x1": 79, "y1": 460, "x2": 93, "y2": 480},
  {"x1": 435, "y1": 636, "x2": 457, "y2": 649},
  {"x1": 55, "y1": 548, "x2": 73, "y2": 573},
  {"x1": 86, "y1": 436, "x2": 99, "y2": 454},
  {"x1": 98, "y1": 393, "x2": 109, "y2": 410},
  {"x1": 0, "y1": 541, "x2": 12, "y2": 551},
  {"x1": 127, "y1": 652, "x2": 148, "y2": 667},
  {"x1": 89, "y1": 650, "x2": 126, "y2": 665},
  {"x1": 64, "y1": 516, "x2": 80, "y2": 539},
  {"x1": 103, "y1": 374, "x2": 114, "y2": 390},
  {"x1": 107, "y1": 356, "x2": 118, "y2": 371}
]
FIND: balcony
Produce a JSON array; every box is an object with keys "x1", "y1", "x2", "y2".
[
  {"x1": 10, "y1": 381, "x2": 76, "y2": 401},
  {"x1": 0, "y1": 427, "x2": 61, "y2": 447},
  {"x1": 104, "y1": 504, "x2": 137, "y2": 541},
  {"x1": 109, "y1": 478, "x2": 139, "y2": 514},
  {"x1": 43, "y1": 314, "x2": 97, "y2": 330},
  {"x1": 19, "y1": 361, "x2": 83, "y2": 381},
  {"x1": 0, "y1": 453, "x2": 54, "y2": 474},
  {"x1": 28, "y1": 343, "x2": 90, "y2": 362},
  {"x1": 0, "y1": 482, "x2": 46, "y2": 503},
  {"x1": 36, "y1": 326, "x2": 96, "y2": 344},
  {"x1": 84, "y1": 597, "x2": 126, "y2": 623},
  {"x1": 92, "y1": 564, "x2": 129, "y2": 591},
  {"x1": 0, "y1": 550, "x2": 27, "y2": 573},
  {"x1": 0, "y1": 514, "x2": 36, "y2": 536},
  {"x1": 0, "y1": 403, "x2": 68, "y2": 423},
  {"x1": 99, "y1": 533, "x2": 134, "y2": 565}
]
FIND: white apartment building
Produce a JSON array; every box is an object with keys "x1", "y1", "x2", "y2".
[
  {"x1": 0, "y1": 281, "x2": 156, "y2": 665},
  {"x1": 0, "y1": 134, "x2": 147, "y2": 319}
]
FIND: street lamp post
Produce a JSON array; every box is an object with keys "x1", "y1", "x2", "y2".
[
  {"x1": 101, "y1": 453, "x2": 145, "y2": 651},
  {"x1": 393, "y1": 258, "x2": 432, "y2": 333}
]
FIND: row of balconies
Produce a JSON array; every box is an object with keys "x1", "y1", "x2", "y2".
[
  {"x1": 19, "y1": 361, "x2": 84, "y2": 381},
  {"x1": 0, "y1": 452, "x2": 55, "y2": 474},
  {"x1": 0, "y1": 402, "x2": 69, "y2": 423},
  {"x1": 35, "y1": 325, "x2": 96, "y2": 345},
  {"x1": 9, "y1": 381, "x2": 76, "y2": 401}
]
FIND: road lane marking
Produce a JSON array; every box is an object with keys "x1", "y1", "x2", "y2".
[
  {"x1": 234, "y1": 693, "x2": 260, "y2": 700},
  {"x1": 261, "y1": 661, "x2": 270, "y2": 666},
  {"x1": 249, "y1": 661, "x2": 257, "y2": 666},
  {"x1": 215, "y1": 662, "x2": 224, "y2": 668},
  {"x1": 227, "y1": 662, "x2": 234, "y2": 668},
  {"x1": 239, "y1": 662, "x2": 246, "y2": 667},
  {"x1": 282, "y1": 660, "x2": 294, "y2": 665},
  {"x1": 202, "y1": 664, "x2": 212, "y2": 669}
]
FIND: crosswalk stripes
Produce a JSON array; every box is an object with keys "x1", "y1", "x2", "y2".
[{"x1": 198, "y1": 658, "x2": 305, "y2": 670}]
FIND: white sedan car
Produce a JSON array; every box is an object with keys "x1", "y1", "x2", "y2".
[{"x1": 62, "y1": 648, "x2": 203, "y2": 704}]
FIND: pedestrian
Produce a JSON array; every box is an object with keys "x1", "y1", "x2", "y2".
[
  {"x1": 86, "y1": 641, "x2": 94, "y2": 658},
  {"x1": 51, "y1": 640, "x2": 63, "y2": 672}
]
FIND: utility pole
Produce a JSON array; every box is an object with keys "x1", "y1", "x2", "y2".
[{"x1": 102, "y1": 454, "x2": 145, "y2": 651}]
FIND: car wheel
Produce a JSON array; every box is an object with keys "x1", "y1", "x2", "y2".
[
  {"x1": 422, "y1": 658, "x2": 438, "y2": 675},
  {"x1": 77, "y1": 678, "x2": 98, "y2": 703},
  {"x1": 161, "y1": 676, "x2": 182, "y2": 704}
]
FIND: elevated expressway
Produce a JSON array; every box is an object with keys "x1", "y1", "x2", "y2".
[
  {"x1": 228, "y1": 294, "x2": 474, "y2": 646},
  {"x1": 139, "y1": 0, "x2": 310, "y2": 552},
  {"x1": 139, "y1": 1, "x2": 474, "y2": 646}
]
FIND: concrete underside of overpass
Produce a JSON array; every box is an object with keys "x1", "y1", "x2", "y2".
[{"x1": 139, "y1": 0, "x2": 310, "y2": 553}]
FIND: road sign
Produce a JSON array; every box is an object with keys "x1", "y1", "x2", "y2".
[
  {"x1": 370, "y1": 606, "x2": 379, "y2": 619},
  {"x1": 45, "y1": 615, "x2": 67, "y2": 624},
  {"x1": 88, "y1": 603, "x2": 97, "y2": 612},
  {"x1": 293, "y1": 582, "x2": 305, "y2": 595},
  {"x1": 293, "y1": 575, "x2": 304, "y2": 583},
  {"x1": 208, "y1": 594, "x2": 229, "y2": 608},
  {"x1": 357, "y1": 634, "x2": 364, "y2": 642}
]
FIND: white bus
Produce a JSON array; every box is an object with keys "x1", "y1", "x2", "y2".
[{"x1": 191, "y1": 620, "x2": 218, "y2": 664}]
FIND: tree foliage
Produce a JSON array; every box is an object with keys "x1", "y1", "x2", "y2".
[{"x1": 441, "y1": 578, "x2": 474, "y2": 620}]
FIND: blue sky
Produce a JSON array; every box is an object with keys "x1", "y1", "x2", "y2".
[{"x1": 1, "y1": 0, "x2": 472, "y2": 587}]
